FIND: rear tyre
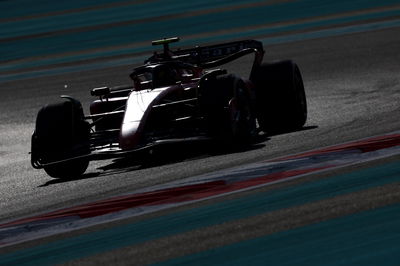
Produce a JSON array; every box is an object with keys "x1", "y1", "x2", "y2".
[
  {"x1": 252, "y1": 60, "x2": 307, "y2": 134},
  {"x1": 33, "y1": 99, "x2": 90, "y2": 178}
]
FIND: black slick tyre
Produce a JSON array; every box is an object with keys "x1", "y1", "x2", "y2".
[
  {"x1": 252, "y1": 60, "x2": 307, "y2": 134},
  {"x1": 199, "y1": 74, "x2": 256, "y2": 147},
  {"x1": 33, "y1": 99, "x2": 90, "y2": 178},
  {"x1": 43, "y1": 159, "x2": 89, "y2": 179}
]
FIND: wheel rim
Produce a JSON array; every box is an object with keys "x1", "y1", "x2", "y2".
[{"x1": 228, "y1": 87, "x2": 256, "y2": 140}]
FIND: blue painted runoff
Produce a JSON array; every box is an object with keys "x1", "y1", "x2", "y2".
[
  {"x1": 0, "y1": 0, "x2": 264, "y2": 38},
  {"x1": 0, "y1": 0, "x2": 136, "y2": 20},
  {"x1": 1, "y1": 0, "x2": 399, "y2": 62},
  {"x1": 1, "y1": 17, "x2": 400, "y2": 83},
  {"x1": 158, "y1": 203, "x2": 400, "y2": 266},
  {"x1": 0, "y1": 161, "x2": 399, "y2": 265},
  {"x1": 0, "y1": 9, "x2": 400, "y2": 76}
]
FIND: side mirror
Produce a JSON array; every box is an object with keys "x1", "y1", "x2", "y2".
[
  {"x1": 91, "y1": 87, "x2": 110, "y2": 96},
  {"x1": 182, "y1": 73, "x2": 194, "y2": 82},
  {"x1": 139, "y1": 80, "x2": 153, "y2": 90}
]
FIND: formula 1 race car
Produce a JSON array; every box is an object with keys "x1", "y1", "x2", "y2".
[{"x1": 31, "y1": 37, "x2": 307, "y2": 178}]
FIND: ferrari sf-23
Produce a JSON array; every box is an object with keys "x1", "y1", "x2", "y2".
[{"x1": 31, "y1": 37, "x2": 307, "y2": 178}]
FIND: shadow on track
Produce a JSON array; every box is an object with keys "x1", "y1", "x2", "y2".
[
  {"x1": 99, "y1": 138, "x2": 269, "y2": 175},
  {"x1": 37, "y1": 138, "x2": 268, "y2": 187},
  {"x1": 38, "y1": 172, "x2": 102, "y2": 187},
  {"x1": 267, "y1": 125, "x2": 318, "y2": 137},
  {"x1": 38, "y1": 126, "x2": 317, "y2": 186}
]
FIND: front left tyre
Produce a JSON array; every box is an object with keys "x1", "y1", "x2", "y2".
[
  {"x1": 31, "y1": 98, "x2": 90, "y2": 178},
  {"x1": 199, "y1": 74, "x2": 257, "y2": 146}
]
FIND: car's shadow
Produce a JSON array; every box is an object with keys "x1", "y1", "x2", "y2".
[
  {"x1": 100, "y1": 136, "x2": 270, "y2": 172},
  {"x1": 38, "y1": 172, "x2": 102, "y2": 187},
  {"x1": 38, "y1": 125, "x2": 317, "y2": 187},
  {"x1": 267, "y1": 125, "x2": 318, "y2": 137}
]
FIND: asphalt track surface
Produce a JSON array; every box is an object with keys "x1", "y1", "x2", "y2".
[{"x1": 1, "y1": 0, "x2": 400, "y2": 265}]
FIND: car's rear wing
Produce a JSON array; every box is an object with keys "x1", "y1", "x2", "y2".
[
  {"x1": 174, "y1": 39, "x2": 265, "y2": 65},
  {"x1": 146, "y1": 39, "x2": 265, "y2": 68}
]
